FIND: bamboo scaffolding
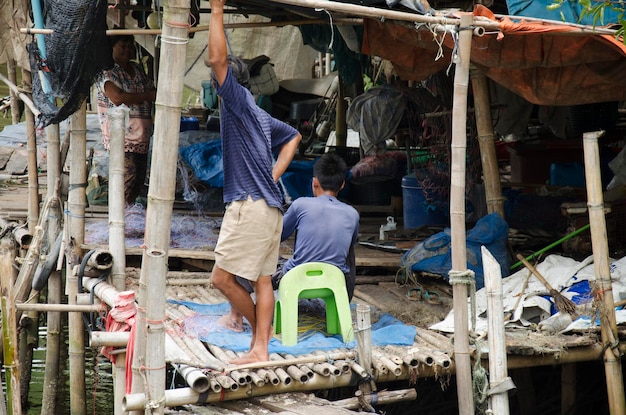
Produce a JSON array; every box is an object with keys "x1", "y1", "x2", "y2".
[
  {"x1": 582, "y1": 131, "x2": 626, "y2": 414},
  {"x1": 482, "y1": 247, "x2": 511, "y2": 415},
  {"x1": 449, "y1": 13, "x2": 475, "y2": 415}
]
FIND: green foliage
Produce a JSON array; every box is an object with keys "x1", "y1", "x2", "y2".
[{"x1": 547, "y1": 0, "x2": 625, "y2": 42}]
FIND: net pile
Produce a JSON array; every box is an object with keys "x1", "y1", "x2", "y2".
[{"x1": 28, "y1": 0, "x2": 111, "y2": 127}]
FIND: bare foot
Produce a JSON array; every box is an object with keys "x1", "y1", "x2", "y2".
[
  {"x1": 217, "y1": 314, "x2": 244, "y2": 332},
  {"x1": 229, "y1": 350, "x2": 269, "y2": 365}
]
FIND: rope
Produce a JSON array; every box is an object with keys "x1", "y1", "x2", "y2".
[
  {"x1": 471, "y1": 337, "x2": 489, "y2": 414},
  {"x1": 448, "y1": 269, "x2": 477, "y2": 332}
]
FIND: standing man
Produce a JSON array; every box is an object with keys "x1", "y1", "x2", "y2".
[
  {"x1": 96, "y1": 35, "x2": 156, "y2": 206},
  {"x1": 208, "y1": 0, "x2": 301, "y2": 364}
]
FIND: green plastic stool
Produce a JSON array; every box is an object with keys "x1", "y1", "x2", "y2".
[{"x1": 274, "y1": 262, "x2": 354, "y2": 346}]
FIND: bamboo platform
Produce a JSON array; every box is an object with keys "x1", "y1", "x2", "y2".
[{"x1": 80, "y1": 265, "x2": 620, "y2": 413}]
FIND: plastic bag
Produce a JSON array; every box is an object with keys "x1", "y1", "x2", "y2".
[{"x1": 400, "y1": 212, "x2": 511, "y2": 289}]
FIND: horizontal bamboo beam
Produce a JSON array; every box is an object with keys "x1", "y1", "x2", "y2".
[
  {"x1": 15, "y1": 303, "x2": 103, "y2": 312},
  {"x1": 0, "y1": 72, "x2": 40, "y2": 117},
  {"x1": 19, "y1": 17, "x2": 364, "y2": 36}
]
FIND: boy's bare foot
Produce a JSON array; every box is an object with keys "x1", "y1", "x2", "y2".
[
  {"x1": 229, "y1": 350, "x2": 269, "y2": 365},
  {"x1": 217, "y1": 314, "x2": 244, "y2": 332}
]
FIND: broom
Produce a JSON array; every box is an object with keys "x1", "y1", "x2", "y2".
[{"x1": 515, "y1": 254, "x2": 578, "y2": 315}]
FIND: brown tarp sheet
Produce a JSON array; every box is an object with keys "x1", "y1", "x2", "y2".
[{"x1": 362, "y1": 5, "x2": 626, "y2": 106}]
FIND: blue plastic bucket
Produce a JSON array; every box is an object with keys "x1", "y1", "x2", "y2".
[{"x1": 401, "y1": 173, "x2": 447, "y2": 228}]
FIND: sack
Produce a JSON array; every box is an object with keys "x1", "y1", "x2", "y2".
[{"x1": 400, "y1": 212, "x2": 511, "y2": 289}]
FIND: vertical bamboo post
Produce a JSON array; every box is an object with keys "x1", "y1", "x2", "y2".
[
  {"x1": 0, "y1": 237, "x2": 20, "y2": 415},
  {"x1": 133, "y1": 1, "x2": 189, "y2": 414},
  {"x1": 449, "y1": 13, "x2": 475, "y2": 415},
  {"x1": 582, "y1": 130, "x2": 626, "y2": 414},
  {"x1": 22, "y1": 70, "x2": 40, "y2": 232},
  {"x1": 355, "y1": 304, "x2": 372, "y2": 375},
  {"x1": 469, "y1": 69, "x2": 504, "y2": 218},
  {"x1": 40, "y1": 124, "x2": 62, "y2": 415},
  {"x1": 107, "y1": 105, "x2": 128, "y2": 291},
  {"x1": 334, "y1": 74, "x2": 347, "y2": 149},
  {"x1": 68, "y1": 102, "x2": 87, "y2": 415},
  {"x1": 143, "y1": 248, "x2": 168, "y2": 413},
  {"x1": 482, "y1": 246, "x2": 511, "y2": 415},
  {"x1": 107, "y1": 105, "x2": 129, "y2": 415},
  {"x1": 19, "y1": 68, "x2": 39, "y2": 410}
]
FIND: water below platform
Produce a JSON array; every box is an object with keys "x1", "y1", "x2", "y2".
[{"x1": 3, "y1": 326, "x2": 115, "y2": 415}]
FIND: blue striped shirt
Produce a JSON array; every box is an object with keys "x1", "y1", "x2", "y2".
[{"x1": 216, "y1": 67, "x2": 298, "y2": 209}]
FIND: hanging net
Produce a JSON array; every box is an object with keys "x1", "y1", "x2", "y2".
[{"x1": 28, "y1": 0, "x2": 112, "y2": 127}]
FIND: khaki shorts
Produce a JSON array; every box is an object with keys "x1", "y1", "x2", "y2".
[{"x1": 214, "y1": 196, "x2": 282, "y2": 281}]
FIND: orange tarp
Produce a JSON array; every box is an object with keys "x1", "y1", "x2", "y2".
[{"x1": 362, "y1": 5, "x2": 626, "y2": 106}]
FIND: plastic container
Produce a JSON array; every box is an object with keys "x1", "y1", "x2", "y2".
[
  {"x1": 550, "y1": 162, "x2": 585, "y2": 187},
  {"x1": 401, "y1": 173, "x2": 447, "y2": 228},
  {"x1": 180, "y1": 116, "x2": 199, "y2": 132}
]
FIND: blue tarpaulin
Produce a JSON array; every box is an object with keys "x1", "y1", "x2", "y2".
[{"x1": 168, "y1": 300, "x2": 417, "y2": 355}]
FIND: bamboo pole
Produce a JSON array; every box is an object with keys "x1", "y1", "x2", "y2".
[
  {"x1": 104, "y1": 101, "x2": 127, "y2": 407},
  {"x1": 582, "y1": 130, "x2": 626, "y2": 414},
  {"x1": 41, "y1": 124, "x2": 62, "y2": 415},
  {"x1": 143, "y1": 247, "x2": 169, "y2": 413},
  {"x1": 333, "y1": 388, "x2": 417, "y2": 410},
  {"x1": 107, "y1": 105, "x2": 127, "y2": 292},
  {"x1": 6, "y1": 55, "x2": 20, "y2": 125},
  {"x1": 68, "y1": 101, "x2": 87, "y2": 415},
  {"x1": 21, "y1": 70, "x2": 39, "y2": 233},
  {"x1": 1, "y1": 237, "x2": 21, "y2": 415},
  {"x1": 15, "y1": 303, "x2": 102, "y2": 312},
  {"x1": 0, "y1": 72, "x2": 40, "y2": 117},
  {"x1": 449, "y1": 13, "x2": 475, "y2": 415},
  {"x1": 469, "y1": 69, "x2": 504, "y2": 218},
  {"x1": 135, "y1": 1, "x2": 190, "y2": 413},
  {"x1": 355, "y1": 304, "x2": 372, "y2": 375},
  {"x1": 482, "y1": 246, "x2": 511, "y2": 415},
  {"x1": 18, "y1": 311, "x2": 37, "y2": 411},
  {"x1": 106, "y1": 105, "x2": 131, "y2": 415}
]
